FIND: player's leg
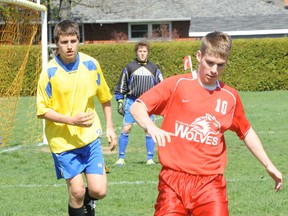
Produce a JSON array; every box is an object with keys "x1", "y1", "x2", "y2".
[
  {"x1": 154, "y1": 177, "x2": 189, "y2": 216},
  {"x1": 115, "y1": 98, "x2": 135, "y2": 165},
  {"x1": 191, "y1": 175, "x2": 228, "y2": 216},
  {"x1": 52, "y1": 150, "x2": 87, "y2": 216},
  {"x1": 84, "y1": 171, "x2": 107, "y2": 215},
  {"x1": 84, "y1": 138, "x2": 107, "y2": 215},
  {"x1": 115, "y1": 123, "x2": 133, "y2": 165},
  {"x1": 66, "y1": 174, "x2": 86, "y2": 216},
  {"x1": 145, "y1": 114, "x2": 155, "y2": 164},
  {"x1": 192, "y1": 202, "x2": 228, "y2": 216},
  {"x1": 85, "y1": 172, "x2": 107, "y2": 199}
]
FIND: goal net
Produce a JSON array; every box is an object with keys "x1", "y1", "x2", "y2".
[{"x1": 0, "y1": 0, "x2": 47, "y2": 147}]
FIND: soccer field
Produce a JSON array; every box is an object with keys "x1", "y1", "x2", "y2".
[{"x1": 0, "y1": 91, "x2": 287, "y2": 215}]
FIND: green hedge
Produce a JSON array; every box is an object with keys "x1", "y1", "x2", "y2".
[
  {"x1": 1, "y1": 37, "x2": 287, "y2": 96},
  {"x1": 80, "y1": 38, "x2": 288, "y2": 92}
]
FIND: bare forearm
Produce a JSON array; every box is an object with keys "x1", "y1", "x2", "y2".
[
  {"x1": 39, "y1": 109, "x2": 73, "y2": 125},
  {"x1": 244, "y1": 128, "x2": 272, "y2": 168},
  {"x1": 130, "y1": 101, "x2": 171, "y2": 147},
  {"x1": 130, "y1": 101, "x2": 155, "y2": 131},
  {"x1": 101, "y1": 101, "x2": 114, "y2": 129},
  {"x1": 244, "y1": 128, "x2": 282, "y2": 191},
  {"x1": 101, "y1": 101, "x2": 117, "y2": 150},
  {"x1": 39, "y1": 109, "x2": 95, "y2": 127}
]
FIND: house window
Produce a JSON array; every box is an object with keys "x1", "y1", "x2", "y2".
[
  {"x1": 49, "y1": 24, "x2": 84, "y2": 44},
  {"x1": 129, "y1": 22, "x2": 171, "y2": 41},
  {"x1": 131, "y1": 24, "x2": 148, "y2": 38}
]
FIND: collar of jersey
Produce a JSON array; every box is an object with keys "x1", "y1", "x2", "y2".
[{"x1": 55, "y1": 53, "x2": 80, "y2": 73}]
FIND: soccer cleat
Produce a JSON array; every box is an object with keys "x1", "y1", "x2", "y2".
[
  {"x1": 114, "y1": 158, "x2": 126, "y2": 166},
  {"x1": 146, "y1": 159, "x2": 156, "y2": 165},
  {"x1": 105, "y1": 164, "x2": 110, "y2": 173},
  {"x1": 84, "y1": 200, "x2": 96, "y2": 216}
]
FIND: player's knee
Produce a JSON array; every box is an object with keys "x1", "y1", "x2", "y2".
[
  {"x1": 122, "y1": 124, "x2": 133, "y2": 134},
  {"x1": 89, "y1": 188, "x2": 107, "y2": 200},
  {"x1": 69, "y1": 186, "x2": 86, "y2": 202}
]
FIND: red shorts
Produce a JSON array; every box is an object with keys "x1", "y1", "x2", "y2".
[{"x1": 154, "y1": 168, "x2": 229, "y2": 216}]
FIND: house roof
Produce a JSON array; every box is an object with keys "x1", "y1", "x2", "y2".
[
  {"x1": 69, "y1": 0, "x2": 288, "y2": 36},
  {"x1": 189, "y1": 14, "x2": 288, "y2": 37}
]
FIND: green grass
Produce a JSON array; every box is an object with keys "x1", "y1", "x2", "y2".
[{"x1": 0, "y1": 91, "x2": 287, "y2": 215}]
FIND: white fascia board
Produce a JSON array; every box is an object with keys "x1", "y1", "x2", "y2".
[
  {"x1": 84, "y1": 18, "x2": 191, "y2": 24},
  {"x1": 189, "y1": 29, "x2": 288, "y2": 37}
]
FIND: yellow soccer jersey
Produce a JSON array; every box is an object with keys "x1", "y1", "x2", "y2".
[{"x1": 37, "y1": 52, "x2": 112, "y2": 153}]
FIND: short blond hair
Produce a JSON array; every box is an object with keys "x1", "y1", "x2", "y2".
[{"x1": 200, "y1": 31, "x2": 232, "y2": 59}]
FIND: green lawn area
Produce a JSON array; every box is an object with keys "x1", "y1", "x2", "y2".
[{"x1": 0, "y1": 91, "x2": 287, "y2": 215}]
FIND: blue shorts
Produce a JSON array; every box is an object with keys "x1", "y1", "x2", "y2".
[
  {"x1": 52, "y1": 138, "x2": 104, "y2": 180},
  {"x1": 123, "y1": 97, "x2": 154, "y2": 126}
]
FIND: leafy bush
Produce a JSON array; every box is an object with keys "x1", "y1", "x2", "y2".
[{"x1": 1, "y1": 37, "x2": 287, "y2": 96}]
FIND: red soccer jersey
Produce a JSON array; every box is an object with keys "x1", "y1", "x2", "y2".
[{"x1": 138, "y1": 73, "x2": 251, "y2": 175}]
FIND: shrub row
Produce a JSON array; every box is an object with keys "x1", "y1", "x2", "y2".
[{"x1": 1, "y1": 37, "x2": 287, "y2": 96}]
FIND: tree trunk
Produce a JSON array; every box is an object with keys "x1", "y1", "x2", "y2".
[{"x1": 58, "y1": 0, "x2": 72, "y2": 20}]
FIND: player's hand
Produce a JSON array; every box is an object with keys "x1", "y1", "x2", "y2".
[
  {"x1": 117, "y1": 99, "x2": 125, "y2": 116},
  {"x1": 146, "y1": 125, "x2": 172, "y2": 147},
  {"x1": 71, "y1": 112, "x2": 95, "y2": 127},
  {"x1": 266, "y1": 164, "x2": 283, "y2": 192},
  {"x1": 106, "y1": 128, "x2": 117, "y2": 151}
]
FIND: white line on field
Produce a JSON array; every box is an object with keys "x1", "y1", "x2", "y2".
[
  {"x1": 0, "y1": 145, "x2": 22, "y2": 153},
  {"x1": 0, "y1": 116, "x2": 163, "y2": 154},
  {"x1": 0, "y1": 177, "x2": 280, "y2": 189},
  {"x1": 0, "y1": 111, "x2": 284, "y2": 155},
  {"x1": 0, "y1": 181, "x2": 159, "y2": 188}
]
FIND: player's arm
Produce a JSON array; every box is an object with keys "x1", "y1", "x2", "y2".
[
  {"x1": 156, "y1": 68, "x2": 164, "y2": 83},
  {"x1": 36, "y1": 67, "x2": 95, "y2": 127},
  {"x1": 101, "y1": 100, "x2": 117, "y2": 151},
  {"x1": 114, "y1": 67, "x2": 129, "y2": 100},
  {"x1": 38, "y1": 109, "x2": 95, "y2": 127},
  {"x1": 130, "y1": 101, "x2": 171, "y2": 147},
  {"x1": 243, "y1": 128, "x2": 283, "y2": 192},
  {"x1": 115, "y1": 67, "x2": 129, "y2": 115}
]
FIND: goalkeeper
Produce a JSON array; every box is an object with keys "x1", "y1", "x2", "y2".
[{"x1": 114, "y1": 40, "x2": 164, "y2": 166}]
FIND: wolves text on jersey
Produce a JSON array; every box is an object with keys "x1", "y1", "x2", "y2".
[{"x1": 174, "y1": 114, "x2": 220, "y2": 146}]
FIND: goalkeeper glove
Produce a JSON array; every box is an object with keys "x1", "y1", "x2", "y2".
[{"x1": 117, "y1": 99, "x2": 125, "y2": 116}]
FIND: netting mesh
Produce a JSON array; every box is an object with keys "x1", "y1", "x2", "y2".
[{"x1": 0, "y1": 1, "x2": 43, "y2": 147}]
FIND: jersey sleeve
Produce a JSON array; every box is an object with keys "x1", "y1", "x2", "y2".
[
  {"x1": 230, "y1": 93, "x2": 251, "y2": 139},
  {"x1": 114, "y1": 67, "x2": 128, "y2": 101},
  {"x1": 137, "y1": 75, "x2": 178, "y2": 116},
  {"x1": 156, "y1": 68, "x2": 164, "y2": 84},
  {"x1": 36, "y1": 67, "x2": 52, "y2": 117},
  {"x1": 95, "y1": 61, "x2": 113, "y2": 103}
]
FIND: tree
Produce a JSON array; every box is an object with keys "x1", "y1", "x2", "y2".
[{"x1": 58, "y1": 0, "x2": 72, "y2": 20}]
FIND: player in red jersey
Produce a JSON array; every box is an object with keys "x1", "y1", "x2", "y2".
[{"x1": 130, "y1": 31, "x2": 283, "y2": 216}]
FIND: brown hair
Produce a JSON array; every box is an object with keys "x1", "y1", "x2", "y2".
[
  {"x1": 53, "y1": 20, "x2": 80, "y2": 43},
  {"x1": 134, "y1": 40, "x2": 150, "y2": 53},
  {"x1": 200, "y1": 31, "x2": 232, "y2": 59}
]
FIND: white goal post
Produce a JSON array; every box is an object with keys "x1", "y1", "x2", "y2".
[
  {"x1": 0, "y1": 0, "x2": 48, "y2": 144},
  {"x1": 0, "y1": 0, "x2": 48, "y2": 72}
]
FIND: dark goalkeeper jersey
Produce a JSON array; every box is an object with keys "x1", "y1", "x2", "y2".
[{"x1": 115, "y1": 59, "x2": 163, "y2": 101}]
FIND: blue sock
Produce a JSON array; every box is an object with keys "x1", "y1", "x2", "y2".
[
  {"x1": 119, "y1": 132, "x2": 129, "y2": 159},
  {"x1": 146, "y1": 135, "x2": 155, "y2": 160}
]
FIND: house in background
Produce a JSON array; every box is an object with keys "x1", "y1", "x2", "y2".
[
  {"x1": 48, "y1": 0, "x2": 288, "y2": 44},
  {"x1": 189, "y1": 0, "x2": 288, "y2": 38}
]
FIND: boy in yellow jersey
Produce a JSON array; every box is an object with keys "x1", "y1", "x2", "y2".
[{"x1": 37, "y1": 20, "x2": 117, "y2": 216}]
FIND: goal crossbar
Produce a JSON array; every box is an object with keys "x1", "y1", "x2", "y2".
[{"x1": 0, "y1": 0, "x2": 46, "y2": 11}]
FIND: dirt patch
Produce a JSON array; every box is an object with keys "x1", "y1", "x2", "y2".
[
  {"x1": 102, "y1": 146, "x2": 117, "y2": 155},
  {"x1": 38, "y1": 145, "x2": 51, "y2": 153}
]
